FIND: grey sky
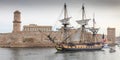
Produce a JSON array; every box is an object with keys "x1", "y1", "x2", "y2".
[
  {"x1": 1, "y1": 0, "x2": 120, "y2": 6},
  {"x1": 0, "y1": 0, "x2": 120, "y2": 36}
]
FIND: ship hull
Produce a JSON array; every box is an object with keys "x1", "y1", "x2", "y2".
[
  {"x1": 62, "y1": 47, "x2": 102, "y2": 51},
  {"x1": 56, "y1": 46, "x2": 103, "y2": 51},
  {"x1": 56, "y1": 47, "x2": 103, "y2": 52},
  {"x1": 56, "y1": 47, "x2": 102, "y2": 51}
]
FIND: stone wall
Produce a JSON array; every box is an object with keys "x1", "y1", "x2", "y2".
[
  {"x1": 0, "y1": 32, "x2": 55, "y2": 48},
  {"x1": 0, "y1": 29, "x2": 104, "y2": 48}
]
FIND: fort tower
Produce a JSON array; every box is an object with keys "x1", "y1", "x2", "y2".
[{"x1": 12, "y1": 10, "x2": 21, "y2": 33}]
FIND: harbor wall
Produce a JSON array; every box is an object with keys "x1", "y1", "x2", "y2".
[
  {"x1": 0, "y1": 30, "x2": 104, "y2": 48},
  {"x1": 0, "y1": 32, "x2": 56, "y2": 48}
]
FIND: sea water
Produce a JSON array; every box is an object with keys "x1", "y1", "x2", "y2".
[{"x1": 0, "y1": 46, "x2": 120, "y2": 60}]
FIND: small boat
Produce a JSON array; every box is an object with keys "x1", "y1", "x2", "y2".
[
  {"x1": 103, "y1": 44, "x2": 109, "y2": 48},
  {"x1": 109, "y1": 47, "x2": 116, "y2": 53}
]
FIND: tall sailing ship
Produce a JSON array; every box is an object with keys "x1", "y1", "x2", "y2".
[{"x1": 46, "y1": 3, "x2": 103, "y2": 51}]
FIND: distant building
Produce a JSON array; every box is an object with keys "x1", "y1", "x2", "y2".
[
  {"x1": 107, "y1": 28, "x2": 116, "y2": 44},
  {"x1": 23, "y1": 24, "x2": 52, "y2": 32}
]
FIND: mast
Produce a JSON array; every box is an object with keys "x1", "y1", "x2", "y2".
[
  {"x1": 81, "y1": 4, "x2": 85, "y2": 43},
  {"x1": 82, "y1": 4, "x2": 85, "y2": 21},
  {"x1": 92, "y1": 14, "x2": 96, "y2": 42},
  {"x1": 63, "y1": 3, "x2": 68, "y2": 43},
  {"x1": 93, "y1": 13, "x2": 95, "y2": 28},
  {"x1": 64, "y1": 3, "x2": 67, "y2": 19},
  {"x1": 59, "y1": 3, "x2": 71, "y2": 43},
  {"x1": 89, "y1": 14, "x2": 99, "y2": 43},
  {"x1": 76, "y1": 4, "x2": 90, "y2": 43}
]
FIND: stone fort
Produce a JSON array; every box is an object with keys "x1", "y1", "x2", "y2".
[{"x1": 0, "y1": 10, "x2": 116, "y2": 47}]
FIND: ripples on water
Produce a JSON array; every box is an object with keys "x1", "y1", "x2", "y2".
[{"x1": 0, "y1": 46, "x2": 120, "y2": 60}]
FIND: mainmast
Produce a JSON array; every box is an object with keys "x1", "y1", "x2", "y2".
[
  {"x1": 64, "y1": 3, "x2": 67, "y2": 19},
  {"x1": 59, "y1": 3, "x2": 71, "y2": 43},
  {"x1": 82, "y1": 4, "x2": 85, "y2": 21},
  {"x1": 76, "y1": 4, "x2": 90, "y2": 43}
]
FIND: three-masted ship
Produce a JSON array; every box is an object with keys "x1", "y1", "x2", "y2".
[
  {"x1": 43, "y1": 3, "x2": 103, "y2": 51},
  {"x1": 54, "y1": 3, "x2": 103, "y2": 51}
]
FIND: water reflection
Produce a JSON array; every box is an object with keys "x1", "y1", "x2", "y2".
[
  {"x1": 109, "y1": 46, "x2": 116, "y2": 53},
  {"x1": 57, "y1": 51, "x2": 103, "y2": 60},
  {"x1": 11, "y1": 48, "x2": 19, "y2": 60},
  {"x1": 0, "y1": 46, "x2": 120, "y2": 60}
]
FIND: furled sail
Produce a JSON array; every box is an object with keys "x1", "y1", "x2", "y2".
[
  {"x1": 59, "y1": 17, "x2": 71, "y2": 25},
  {"x1": 76, "y1": 19, "x2": 90, "y2": 25},
  {"x1": 89, "y1": 27, "x2": 99, "y2": 34}
]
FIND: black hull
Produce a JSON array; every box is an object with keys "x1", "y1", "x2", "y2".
[
  {"x1": 56, "y1": 47, "x2": 102, "y2": 52},
  {"x1": 55, "y1": 42, "x2": 103, "y2": 52}
]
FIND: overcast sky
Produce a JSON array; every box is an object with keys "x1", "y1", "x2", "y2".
[{"x1": 0, "y1": 0, "x2": 120, "y2": 36}]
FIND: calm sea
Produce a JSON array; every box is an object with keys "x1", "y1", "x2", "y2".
[{"x1": 0, "y1": 46, "x2": 120, "y2": 60}]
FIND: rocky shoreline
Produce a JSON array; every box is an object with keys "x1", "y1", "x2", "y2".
[{"x1": 0, "y1": 42, "x2": 55, "y2": 48}]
